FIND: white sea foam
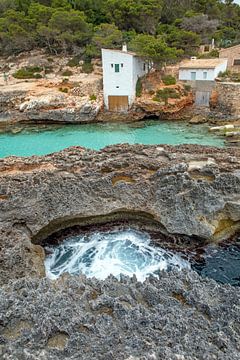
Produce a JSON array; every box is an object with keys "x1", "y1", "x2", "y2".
[{"x1": 44, "y1": 229, "x2": 191, "y2": 282}]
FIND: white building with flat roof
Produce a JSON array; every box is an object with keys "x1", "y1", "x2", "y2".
[
  {"x1": 102, "y1": 45, "x2": 148, "y2": 112},
  {"x1": 179, "y1": 58, "x2": 228, "y2": 81}
]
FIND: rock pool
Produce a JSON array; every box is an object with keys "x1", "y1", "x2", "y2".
[{"x1": 0, "y1": 120, "x2": 224, "y2": 157}]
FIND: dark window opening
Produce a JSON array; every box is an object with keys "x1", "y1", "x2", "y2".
[
  {"x1": 116, "y1": 86, "x2": 119, "y2": 88},
  {"x1": 115, "y1": 64, "x2": 120, "y2": 73},
  {"x1": 111, "y1": 64, "x2": 113, "y2": 68},
  {"x1": 204, "y1": 45, "x2": 210, "y2": 52},
  {"x1": 233, "y1": 59, "x2": 240, "y2": 66},
  {"x1": 143, "y1": 63, "x2": 146, "y2": 71},
  {"x1": 121, "y1": 63, "x2": 123, "y2": 68}
]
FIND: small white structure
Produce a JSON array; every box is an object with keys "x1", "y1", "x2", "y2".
[
  {"x1": 179, "y1": 58, "x2": 228, "y2": 81},
  {"x1": 102, "y1": 45, "x2": 148, "y2": 112}
]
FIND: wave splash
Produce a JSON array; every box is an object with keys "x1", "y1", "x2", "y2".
[{"x1": 45, "y1": 229, "x2": 190, "y2": 282}]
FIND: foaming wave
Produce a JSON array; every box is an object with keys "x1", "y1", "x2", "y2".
[{"x1": 44, "y1": 229, "x2": 190, "y2": 282}]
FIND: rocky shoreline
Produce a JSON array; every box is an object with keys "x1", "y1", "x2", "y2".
[{"x1": 0, "y1": 144, "x2": 240, "y2": 359}]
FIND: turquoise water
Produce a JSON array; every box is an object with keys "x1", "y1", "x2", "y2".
[{"x1": 0, "y1": 120, "x2": 224, "y2": 158}]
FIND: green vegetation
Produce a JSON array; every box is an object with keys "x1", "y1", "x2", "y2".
[
  {"x1": 198, "y1": 49, "x2": 219, "y2": 59},
  {"x1": 0, "y1": 1, "x2": 240, "y2": 67},
  {"x1": 82, "y1": 61, "x2": 93, "y2": 73},
  {"x1": 67, "y1": 56, "x2": 81, "y2": 67},
  {"x1": 162, "y1": 75, "x2": 176, "y2": 85},
  {"x1": 218, "y1": 70, "x2": 240, "y2": 82},
  {"x1": 13, "y1": 66, "x2": 43, "y2": 79},
  {"x1": 153, "y1": 88, "x2": 180, "y2": 105},
  {"x1": 89, "y1": 94, "x2": 97, "y2": 101},
  {"x1": 136, "y1": 78, "x2": 143, "y2": 97},
  {"x1": 59, "y1": 87, "x2": 69, "y2": 93},
  {"x1": 183, "y1": 84, "x2": 191, "y2": 92},
  {"x1": 62, "y1": 69, "x2": 73, "y2": 76}
]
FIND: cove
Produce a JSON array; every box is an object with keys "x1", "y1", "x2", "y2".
[{"x1": 0, "y1": 120, "x2": 224, "y2": 158}]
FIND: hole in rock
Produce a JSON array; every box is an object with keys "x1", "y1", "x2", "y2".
[
  {"x1": 44, "y1": 227, "x2": 191, "y2": 282},
  {"x1": 43, "y1": 222, "x2": 240, "y2": 286}
]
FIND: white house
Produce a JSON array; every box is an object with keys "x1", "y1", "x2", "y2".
[
  {"x1": 102, "y1": 45, "x2": 148, "y2": 112},
  {"x1": 179, "y1": 58, "x2": 228, "y2": 81}
]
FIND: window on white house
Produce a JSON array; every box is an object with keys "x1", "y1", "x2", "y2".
[
  {"x1": 115, "y1": 64, "x2": 120, "y2": 72},
  {"x1": 203, "y1": 71, "x2": 207, "y2": 79},
  {"x1": 121, "y1": 63, "x2": 123, "y2": 68},
  {"x1": 191, "y1": 72, "x2": 196, "y2": 80},
  {"x1": 143, "y1": 63, "x2": 146, "y2": 71},
  {"x1": 111, "y1": 64, "x2": 113, "y2": 68}
]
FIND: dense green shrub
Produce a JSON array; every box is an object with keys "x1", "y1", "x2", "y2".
[
  {"x1": 136, "y1": 78, "x2": 143, "y2": 97},
  {"x1": 162, "y1": 75, "x2": 176, "y2": 86},
  {"x1": 13, "y1": 67, "x2": 43, "y2": 79},
  {"x1": 153, "y1": 88, "x2": 180, "y2": 104}
]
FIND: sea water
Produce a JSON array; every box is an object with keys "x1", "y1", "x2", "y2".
[
  {"x1": 0, "y1": 120, "x2": 224, "y2": 158},
  {"x1": 45, "y1": 229, "x2": 191, "y2": 282}
]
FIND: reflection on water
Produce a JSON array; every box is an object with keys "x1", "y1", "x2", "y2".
[{"x1": 0, "y1": 120, "x2": 225, "y2": 158}]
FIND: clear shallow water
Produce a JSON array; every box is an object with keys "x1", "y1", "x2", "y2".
[
  {"x1": 0, "y1": 120, "x2": 224, "y2": 158},
  {"x1": 44, "y1": 229, "x2": 191, "y2": 282}
]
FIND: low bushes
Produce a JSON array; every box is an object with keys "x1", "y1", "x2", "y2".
[
  {"x1": 153, "y1": 88, "x2": 180, "y2": 104},
  {"x1": 89, "y1": 94, "x2": 97, "y2": 101},
  {"x1": 162, "y1": 75, "x2": 176, "y2": 86},
  {"x1": 62, "y1": 70, "x2": 73, "y2": 77},
  {"x1": 82, "y1": 62, "x2": 93, "y2": 74},
  {"x1": 13, "y1": 66, "x2": 43, "y2": 79}
]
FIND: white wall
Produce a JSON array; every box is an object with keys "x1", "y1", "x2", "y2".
[
  {"x1": 179, "y1": 68, "x2": 215, "y2": 81},
  {"x1": 102, "y1": 49, "x2": 147, "y2": 109},
  {"x1": 179, "y1": 61, "x2": 228, "y2": 81}
]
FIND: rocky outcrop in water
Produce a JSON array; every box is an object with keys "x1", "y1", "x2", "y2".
[{"x1": 0, "y1": 144, "x2": 240, "y2": 359}]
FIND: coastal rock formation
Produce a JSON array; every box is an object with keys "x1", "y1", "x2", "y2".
[
  {"x1": 0, "y1": 144, "x2": 240, "y2": 285},
  {"x1": 1, "y1": 271, "x2": 240, "y2": 359},
  {"x1": 0, "y1": 144, "x2": 240, "y2": 359}
]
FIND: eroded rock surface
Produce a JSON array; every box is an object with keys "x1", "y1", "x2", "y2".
[
  {"x1": 0, "y1": 271, "x2": 240, "y2": 360},
  {"x1": 0, "y1": 144, "x2": 240, "y2": 359},
  {"x1": 0, "y1": 144, "x2": 240, "y2": 284}
]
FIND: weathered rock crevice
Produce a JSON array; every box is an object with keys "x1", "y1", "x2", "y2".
[{"x1": 31, "y1": 210, "x2": 166, "y2": 245}]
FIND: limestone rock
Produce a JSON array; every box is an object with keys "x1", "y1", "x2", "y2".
[
  {"x1": 189, "y1": 114, "x2": 207, "y2": 124},
  {"x1": 0, "y1": 144, "x2": 240, "y2": 285}
]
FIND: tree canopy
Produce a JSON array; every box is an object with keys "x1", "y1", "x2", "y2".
[{"x1": 0, "y1": 0, "x2": 240, "y2": 66}]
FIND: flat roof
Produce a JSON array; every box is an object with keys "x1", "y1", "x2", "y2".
[
  {"x1": 102, "y1": 48, "x2": 137, "y2": 57},
  {"x1": 179, "y1": 58, "x2": 227, "y2": 69}
]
